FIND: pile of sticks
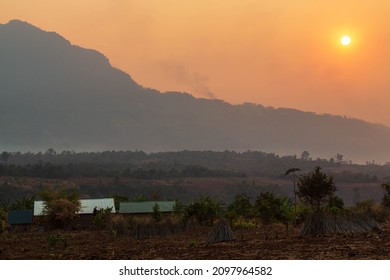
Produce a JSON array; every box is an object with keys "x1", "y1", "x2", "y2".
[
  {"x1": 301, "y1": 212, "x2": 382, "y2": 236},
  {"x1": 207, "y1": 218, "x2": 235, "y2": 243}
]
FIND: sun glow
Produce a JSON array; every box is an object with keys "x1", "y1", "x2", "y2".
[{"x1": 341, "y1": 35, "x2": 351, "y2": 45}]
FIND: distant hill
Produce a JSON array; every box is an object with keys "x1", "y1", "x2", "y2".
[{"x1": 1, "y1": 19, "x2": 390, "y2": 163}]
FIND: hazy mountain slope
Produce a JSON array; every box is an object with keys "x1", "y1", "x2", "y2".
[{"x1": 1, "y1": 20, "x2": 390, "y2": 163}]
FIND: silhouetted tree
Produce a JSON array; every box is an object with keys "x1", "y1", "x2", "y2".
[
  {"x1": 335, "y1": 153, "x2": 344, "y2": 165},
  {"x1": 300, "y1": 151, "x2": 310, "y2": 161},
  {"x1": 297, "y1": 166, "x2": 336, "y2": 212},
  {"x1": 41, "y1": 189, "x2": 81, "y2": 229}
]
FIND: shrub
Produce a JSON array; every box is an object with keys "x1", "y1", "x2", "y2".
[
  {"x1": 188, "y1": 239, "x2": 198, "y2": 248},
  {"x1": 184, "y1": 196, "x2": 224, "y2": 226},
  {"x1": 232, "y1": 217, "x2": 257, "y2": 229},
  {"x1": 47, "y1": 234, "x2": 67, "y2": 249},
  {"x1": 44, "y1": 198, "x2": 81, "y2": 229},
  {"x1": 255, "y1": 192, "x2": 294, "y2": 236},
  {"x1": 327, "y1": 195, "x2": 344, "y2": 211},
  {"x1": 41, "y1": 189, "x2": 81, "y2": 229},
  {"x1": 92, "y1": 207, "x2": 113, "y2": 230},
  {"x1": 254, "y1": 192, "x2": 293, "y2": 226},
  {"x1": 226, "y1": 194, "x2": 254, "y2": 222},
  {"x1": 152, "y1": 203, "x2": 162, "y2": 223},
  {"x1": 294, "y1": 202, "x2": 312, "y2": 225}
]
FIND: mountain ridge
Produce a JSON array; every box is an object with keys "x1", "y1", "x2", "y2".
[{"x1": 1, "y1": 19, "x2": 390, "y2": 163}]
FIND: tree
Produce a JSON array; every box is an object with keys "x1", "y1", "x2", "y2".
[
  {"x1": 10, "y1": 195, "x2": 35, "y2": 210},
  {"x1": 335, "y1": 153, "x2": 344, "y2": 165},
  {"x1": 0, "y1": 152, "x2": 9, "y2": 162},
  {"x1": 0, "y1": 198, "x2": 10, "y2": 211},
  {"x1": 111, "y1": 194, "x2": 129, "y2": 212},
  {"x1": 92, "y1": 207, "x2": 114, "y2": 229},
  {"x1": 297, "y1": 166, "x2": 336, "y2": 212},
  {"x1": 41, "y1": 189, "x2": 81, "y2": 229},
  {"x1": 44, "y1": 198, "x2": 81, "y2": 229},
  {"x1": 300, "y1": 151, "x2": 310, "y2": 161},
  {"x1": 45, "y1": 148, "x2": 57, "y2": 156}
]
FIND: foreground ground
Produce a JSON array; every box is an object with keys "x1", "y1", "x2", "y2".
[{"x1": 1, "y1": 222, "x2": 390, "y2": 260}]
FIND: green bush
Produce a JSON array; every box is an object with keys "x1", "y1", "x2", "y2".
[
  {"x1": 254, "y1": 192, "x2": 294, "y2": 236},
  {"x1": 184, "y1": 196, "x2": 224, "y2": 226},
  {"x1": 254, "y1": 192, "x2": 293, "y2": 226},
  {"x1": 232, "y1": 217, "x2": 257, "y2": 229},
  {"x1": 92, "y1": 207, "x2": 113, "y2": 230},
  {"x1": 226, "y1": 194, "x2": 254, "y2": 222}
]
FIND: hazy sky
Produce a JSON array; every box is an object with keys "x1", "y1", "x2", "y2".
[{"x1": 2, "y1": 0, "x2": 390, "y2": 126}]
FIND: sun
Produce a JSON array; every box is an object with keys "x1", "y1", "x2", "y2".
[{"x1": 340, "y1": 35, "x2": 351, "y2": 46}]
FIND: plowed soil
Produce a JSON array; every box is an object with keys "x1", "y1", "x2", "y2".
[{"x1": 1, "y1": 223, "x2": 390, "y2": 260}]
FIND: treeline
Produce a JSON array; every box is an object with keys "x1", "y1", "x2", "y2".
[
  {"x1": 0, "y1": 162, "x2": 245, "y2": 179},
  {"x1": 1, "y1": 149, "x2": 389, "y2": 181}
]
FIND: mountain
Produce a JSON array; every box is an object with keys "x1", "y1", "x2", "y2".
[{"x1": 1, "y1": 19, "x2": 390, "y2": 163}]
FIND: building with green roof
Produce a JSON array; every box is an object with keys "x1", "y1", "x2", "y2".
[{"x1": 119, "y1": 201, "x2": 176, "y2": 214}]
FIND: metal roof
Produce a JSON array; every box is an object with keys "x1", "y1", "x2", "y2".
[
  {"x1": 8, "y1": 210, "x2": 33, "y2": 225},
  {"x1": 34, "y1": 201, "x2": 45, "y2": 216},
  {"x1": 119, "y1": 201, "x2": 176, "y2": 214},
  {"x1": 34, "y1": 198, "x2": 115, "y2": 216},
  {"x1": 78, "y1": 198, "x2": 115, "y2": 214}
]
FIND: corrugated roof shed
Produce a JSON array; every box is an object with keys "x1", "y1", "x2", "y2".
[
  {"x1": 79, "y1": 198, "x2": 115, "y2": 214},
  {"x1": 8, "y1": 210, "x2": 33, "y2": 225},
  {"x1": 119, "y1": 201, "x2": 176, "y2": 214},
  {"x1": 34, "y1": 198, "x2": 115, "y2": 216}
]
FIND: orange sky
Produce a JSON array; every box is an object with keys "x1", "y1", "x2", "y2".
[{"x1": 2, "y1": 0, "x2": 390, "y2": 126}]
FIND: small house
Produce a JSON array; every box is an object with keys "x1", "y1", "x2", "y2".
[
  {"x1": 7, "y1": 210, "x2": 33, "y2": 231},
  {"x1": 33, "y1": 198, "x2": 116, "y2": 228}
]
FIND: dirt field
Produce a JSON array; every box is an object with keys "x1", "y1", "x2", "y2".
[{"x1": 1, "y1": 223, "x2": 390, "y2": 260}]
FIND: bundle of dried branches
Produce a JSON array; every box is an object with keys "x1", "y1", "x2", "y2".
[
  {"x1": 301, "y1": 212, "x2": 382, "y2": 236},
  {"x1": 207, "y1": 218, "x2": 235, "y2": 243}
]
